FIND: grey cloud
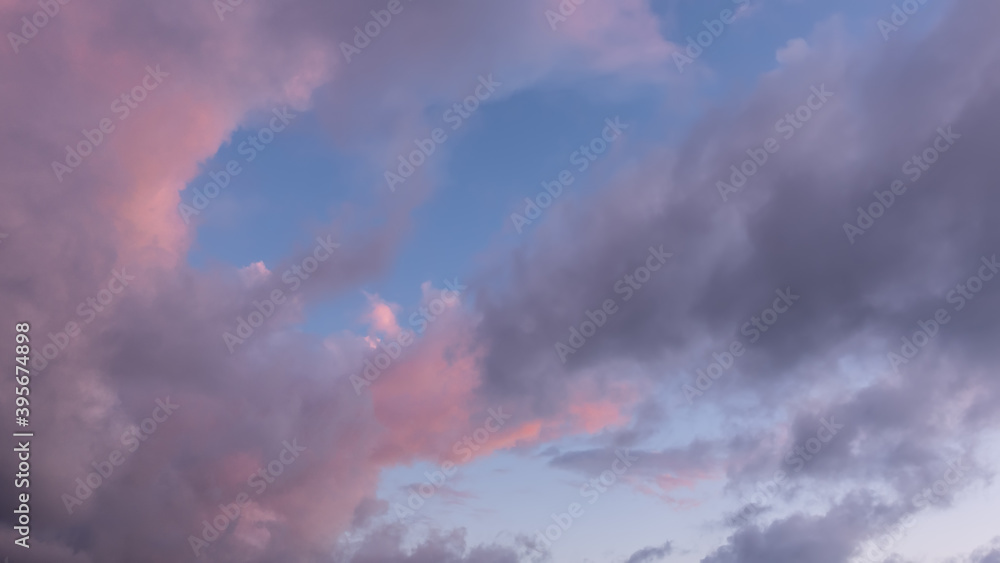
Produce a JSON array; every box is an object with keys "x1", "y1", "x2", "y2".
[{"x1": 625, "y1": 541, "x2": 672, "y2": 563}]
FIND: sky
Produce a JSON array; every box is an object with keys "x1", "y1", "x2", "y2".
[{"x1": 1, "y1": 0, "x2": 1000, "y2": 562}]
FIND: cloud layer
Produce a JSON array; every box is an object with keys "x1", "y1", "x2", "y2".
[{"x1": 1, "y1": 0, "x2": 999, "y2": 562}]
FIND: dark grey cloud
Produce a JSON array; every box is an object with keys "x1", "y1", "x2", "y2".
[
  {"x1": 701, "y1": 492, "x2": 888, "y2": 563},
  {"x1": 462, "y1": 1, "x2": 1000, "y2": 561},
  {"x1": 473, "y1": 0, "x2": 1000, "y2": 415},
  {"x1": 625, "y1": 541, "x2": 672, "y2": 563}
]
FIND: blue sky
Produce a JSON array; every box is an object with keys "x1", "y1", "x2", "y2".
[{"x1": 182, "y1": 1, "x2": 889, "y2": 332}]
